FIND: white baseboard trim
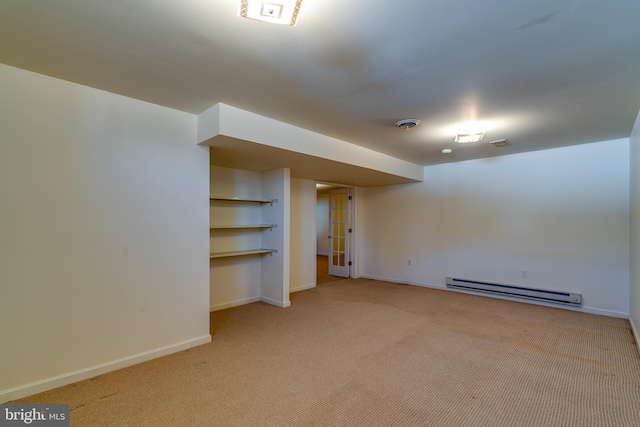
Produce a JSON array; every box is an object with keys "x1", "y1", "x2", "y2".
[
  {"x1": 260, "y1": 296, "x2": 291, "y2": 308},
  {"x1": 629, "y1": 315, "x2": 640, "y2": 358},
  {"x1": 290, "y1": 283, "x2": 316, "y2": 293},
  {"x1": 210, "y1": 296, "x2": 261, "y2": 312},
  {"x1": 0, "y1": 335, "x2": 211, "y2": 404},
  {"x1": 317, "y1": 252, "x2": 329, "y2": 257},
  {"x1": 359, "y1": 274, "x2": 628, "y2": 319},
  {"x1": 447, "y1": 287, "x2": 629, "y2": 318},
  {"x1": 579, "y1": 306, "x2": 629, "y2": 319}
]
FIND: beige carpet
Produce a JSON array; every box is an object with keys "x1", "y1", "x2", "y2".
[
  {"x1": 316, "y1": 255, "x2": 344, "y2": 285},
  {"x1": 13, "y1": 278, "x2": 640, "y2": 426}
]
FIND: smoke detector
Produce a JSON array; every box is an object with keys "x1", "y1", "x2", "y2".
[{"x1": 395, "y1": 119, "x2": 420, "y2": 130}]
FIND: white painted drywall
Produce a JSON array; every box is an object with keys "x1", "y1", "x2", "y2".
[
  {"x1": 630, "y1": 110, "x2": 640, "y2": 339},
  {"x1": 290, "y1": 178, "x2": 317, "y2": 292},
  {"x1": 316, "y1": 194, "x2": 330, "y2": 256},
  {"x1": 358, "y1": 139, "x2": 630, "y2": 317},
  {"x1": 261, "y1": 169, "x2": 291, "y2": 307},
  {"x1": 197, "y1": 103, "x2": 424, "y2": 182},
  {"x1": 0, "y1": 64, "x2": 210, "y2": 401}
]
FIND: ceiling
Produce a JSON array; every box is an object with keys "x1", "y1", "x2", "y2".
[{"x1": 1, "y1": 0, "x2": 639, "y2": 167}]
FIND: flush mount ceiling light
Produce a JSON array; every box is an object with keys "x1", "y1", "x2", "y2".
[
  {"x1": 240, "y1": 0, "x2": 303, "y2": 26},
  {"x1": 395, "y1": 119, "x2": 420, "y2": 131},
  {"x1": 454, "y1": 132, "x2": 485, "y2": 143},
  {"x1": 447, "y1": 120, "x2": 496, "y2": 143}
]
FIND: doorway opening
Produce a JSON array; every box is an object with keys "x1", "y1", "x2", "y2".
[{"x1": 316, "y1": 182, "x2": 354, "y2": 284}]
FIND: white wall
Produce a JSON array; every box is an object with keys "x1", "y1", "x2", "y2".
[
  {"x1": 316, "y1": 194, "x2": 330, "y2": 256},
  {"x1": 290, "y1": 178, "x2": 317, "y2": 292},
  {"x1": 0, "y1": 64, "x2": 210, "y2": 402},
  {"x1": 261, "y1": 169, "x2": 291, "y2": 307},
  {"x1": 630, "y1": 110, "x2": 640, "y2": 346},
  {"x1": 359, "y1": 139, "x2": 630, "y2": 317}
]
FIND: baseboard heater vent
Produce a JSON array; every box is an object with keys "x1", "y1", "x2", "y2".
[{"x1": 446, "y1": 277, "x2": 582, "y2": 306}]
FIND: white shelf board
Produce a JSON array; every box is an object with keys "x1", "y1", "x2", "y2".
[
  {"x1": 210, "y1": 197, "x2": 275, "y2": 204},
  {"x1": 209, "y1": 249, "x2": 274, "y2": 259},
  {"x1": 210, "y1": 224, "x2": 276, "y2": 230}
]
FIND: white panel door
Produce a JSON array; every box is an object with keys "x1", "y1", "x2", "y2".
[{"x1": 328, "y1": 189, "x2": 349, "y2": 278}]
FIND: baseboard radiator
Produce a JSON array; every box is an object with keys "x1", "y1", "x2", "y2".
[{"x1": 446, "y1": 277, "x2": 582, "y2": 306}]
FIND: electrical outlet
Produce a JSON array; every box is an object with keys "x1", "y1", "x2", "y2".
[
  {"x1": 408, "y1": 259, "x2": 411, "y2": 266},
  {"x1": 521, "y1": 270, "x2": 528, "y2": 278}
]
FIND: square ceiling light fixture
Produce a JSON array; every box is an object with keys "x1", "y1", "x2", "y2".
[
  {"x1": 454, "y1": 132, "x2": 485, "y2": 143},
  {"x1": 240, "y1": 0, "x2": 303, "y2": 26}
]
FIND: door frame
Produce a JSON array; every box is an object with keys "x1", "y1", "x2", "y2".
[
  {"x1": 328, "y1": 188, "x2": 350, "y2": 278},
  {"x1": 316, "y1": 182, "x2": 356, "y2": 279}
]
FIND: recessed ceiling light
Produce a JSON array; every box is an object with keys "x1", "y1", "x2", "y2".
[
  {"x1": 441, "y1": 149, "x2": 453, "y2": 154},
  {"x1": 239, "y1": 0, "x2": 303, "y2": 26},
  {"x1": 454, "y1": 132, "x2": 485, "y2": 143},
  {"x1": 395, "y1": 119, "x2": 420, "y2": 130}
]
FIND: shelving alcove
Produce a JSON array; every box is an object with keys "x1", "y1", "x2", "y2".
[{"x1": 209, "y1": 197, "x2": 278, "y2": 259}]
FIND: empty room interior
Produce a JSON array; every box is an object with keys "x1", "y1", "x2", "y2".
[{"x1": 1, "y1": 0, "x2": 640, "y2": 425}]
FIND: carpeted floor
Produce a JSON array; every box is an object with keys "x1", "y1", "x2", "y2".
[
  {"x1": 316, "y1": 255, "x2": 344, "y2": 285},
  {"x1": 12, "y1": 278, "x2": 640, "y2": 426}
]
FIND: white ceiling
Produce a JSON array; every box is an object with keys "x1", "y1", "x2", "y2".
[{"x1": 1, "y1": 0, "x2": 639, "y2": 168}]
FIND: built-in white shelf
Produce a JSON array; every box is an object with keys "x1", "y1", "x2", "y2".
[
  {"x1": 209, "y1": 198, "x2": 277, "y2": 259},
  {"x1": 210, "y1": 249, "x2": 274, "y2": 259},
  {"x1": 210, "y1": 224, "x2": 276, "y2": 230},
  {"x1": 210, "y1": 197, "x2": 277, "y2": 204}
]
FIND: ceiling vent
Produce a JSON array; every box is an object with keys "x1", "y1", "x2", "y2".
[
  {"x1": 395, "y1": 119, "x2": 420, "y2": 130},
  {"x1": 490, "y1": 139, "x2": 512, "y2": 147}
]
